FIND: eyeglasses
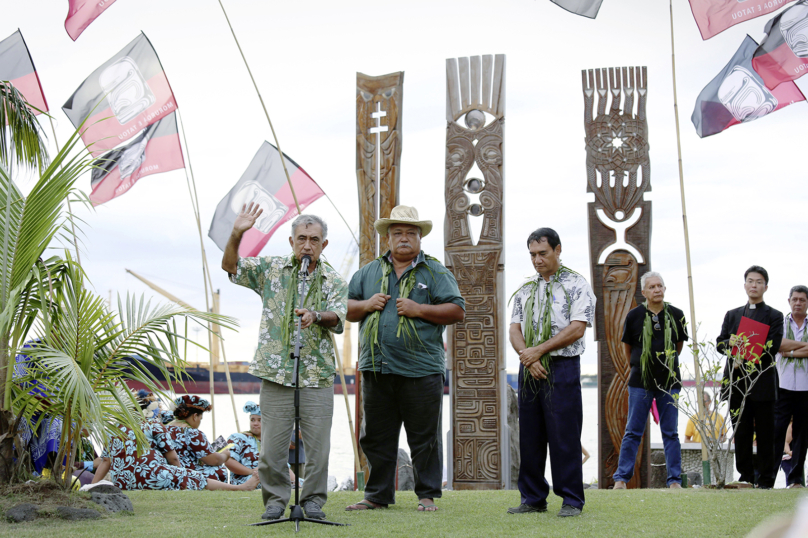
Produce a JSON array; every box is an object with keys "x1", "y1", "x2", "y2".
[{"x1": 651, "y1": 314, "x2": 661, "y2": 331}]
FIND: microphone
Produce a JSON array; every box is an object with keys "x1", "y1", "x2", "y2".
[{"x1": 300, "y1": 255, "x2": 312, "y2": 273}]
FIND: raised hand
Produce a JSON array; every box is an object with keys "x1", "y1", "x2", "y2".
[{"x1": 233, "y1": 202, "x2": 263, "y2": 234}]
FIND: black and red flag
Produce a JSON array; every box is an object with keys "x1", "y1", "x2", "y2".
[
  {"x1": 65, "y1": 0, "x2": 119, "y2": 41},
  {"x1": 89, "y1": 112, "x2": 184, "y2": 206},
  {"x1": 688, "y1": 0, "x2": 797, "y2": 40},
  {"x1": 692, "y1": 35, "x2": 804, "y2": 138},
  {"x1": 62, "y1": 33, "x2": 176, "y2": 157},
  {"x1": 550, "y1": 0, "x2": 602, "y2": 18},
  {"x1": 208, "y1": 142, "x2": 325, "y2": 257},
  {"x1": 0, "y1": 30, "x2": 48, "y2": 114},
  {"x1": 751, "y1": 0, "x2": 808, "y2": 89}
]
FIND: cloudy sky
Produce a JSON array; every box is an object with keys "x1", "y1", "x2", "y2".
[{"x1": 4, "y1": 0, "x2": 805, "y2": 378}]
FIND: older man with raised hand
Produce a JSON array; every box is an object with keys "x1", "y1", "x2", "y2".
[
  {"x1": 717, "y1": 265, "x2": 784, "y2": 489},
  {"x1": 345, "y1": 205, "x2": 464, "y2": 513},
  {"x1": 772, "y1": 285, "x2": 808, "y2": 488},
  {"x1": 507, "y1": 227, "x2": 595, "y2": 518},
  {"x1": 613, "y1": 272, "x2": 688, "y2": 490},
  {"x1": 222, "y1": 203, "x2": 347, "y2": 521}
]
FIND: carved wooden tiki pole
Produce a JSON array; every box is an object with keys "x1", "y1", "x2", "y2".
[
  {"x1": 445, "y1": 55, "x2": 505, "y2": 490},
  {"x1": 355, "y1": 71, "x2": 404, "y2": 481},
  {"x1": 583, "y1": 67, "x2": 652, "y2": 489}
]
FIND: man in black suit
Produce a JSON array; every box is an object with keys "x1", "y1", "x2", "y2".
[{"x1": 717, "y1": 265, "x2": 784, "y2": 489}]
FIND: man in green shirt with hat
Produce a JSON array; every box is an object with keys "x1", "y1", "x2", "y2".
[{"x1": 345, "y1": 205, "x2": 465, "y2": 513}]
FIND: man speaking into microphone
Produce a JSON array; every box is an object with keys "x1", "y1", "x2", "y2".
[{"x1": 223, "y1": 203, "x2": 348, "y2": 522}]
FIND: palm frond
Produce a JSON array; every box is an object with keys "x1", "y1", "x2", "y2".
[{"x1": 0, "y1": 81, "x2": 48, "y2": 171}]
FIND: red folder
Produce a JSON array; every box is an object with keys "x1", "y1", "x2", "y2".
[{"x1": 732, "y1": 316, "x2": 770, "y2": 363}]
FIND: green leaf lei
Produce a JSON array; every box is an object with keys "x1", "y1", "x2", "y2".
[
  {"x1": 639, "y1": 301, "x2": 679, "y2": 389},
  {"x1": 784, "y1": 313, "x2": 808, "y2": 369},
  {"x1": 281, "y1": 254, "x2": 330, "y2": 350},
  {"x1": 511, "y1": 266, "x2": 578, "y2": 389},
  {"x1": 362, "y1": 253, "x2": 439, "y2": 372}
]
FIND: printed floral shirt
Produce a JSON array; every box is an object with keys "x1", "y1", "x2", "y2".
[
  {"x1": 231, "y1": 253, "x2": 348, "y2": 388},
  {"x1": 227, "y1": 432, "x2": 260, "y2": 486},
  {"x1": 510, "y1": 269, "x2": 596, "y2": 357},
  {"x1": 166, "y1": 425, "x2": 227, "y2": 482}
]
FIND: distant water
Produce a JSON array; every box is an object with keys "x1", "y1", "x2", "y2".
[{"x1": 189, "y1": 388, "x2": 783, "y2": 488}]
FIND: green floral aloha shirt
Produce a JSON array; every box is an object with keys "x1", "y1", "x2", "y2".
[{"x1": 230, "y1": 253, "x2": 347, "y2": 388}]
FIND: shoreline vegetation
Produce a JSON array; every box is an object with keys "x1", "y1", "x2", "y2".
[{"x1": 1, "y1": 489, "x2": 803, "y2": 536}]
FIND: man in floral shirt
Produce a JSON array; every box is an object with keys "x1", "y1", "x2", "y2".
[{"x1": 223, "y1": 204, "x2": 347, "y2": 522}]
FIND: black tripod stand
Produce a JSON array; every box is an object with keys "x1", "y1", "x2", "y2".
[{"x1": 250, "y1": 255, "x2": 348, "y2": 532}]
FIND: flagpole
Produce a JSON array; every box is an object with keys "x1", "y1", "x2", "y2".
[
  {"x1": 216, "y1": 0, "x2": 301, "y2": 215},
  {"x1": 669, "y1": 0, "x2": 710, "y2": 484},
  {"x1": 47, "y1": 117, "x2": 82, "y2": 266},
  {"x1": 321, "y1": 190, "x2": 359, "y2": 247},
  {"x1": 177, "y1": 109, "x2": 241, "y2": 435}
]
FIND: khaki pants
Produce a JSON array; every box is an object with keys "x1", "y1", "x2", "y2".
[{"x1": 258, "y1": 380, "x2": 333, "y2": 509}]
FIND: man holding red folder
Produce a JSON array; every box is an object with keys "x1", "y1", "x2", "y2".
[{"x1": 717, "y1": 266, "x2": 784, "y2": 489}]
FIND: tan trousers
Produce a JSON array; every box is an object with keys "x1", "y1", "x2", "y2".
[{"x1": 258, "y1": 380, "x2": 333, "y2": 509}]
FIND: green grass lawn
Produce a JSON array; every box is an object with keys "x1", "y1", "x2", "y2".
[{"x1": 0, "y1": 488, "x2": 804, "y2": 537}]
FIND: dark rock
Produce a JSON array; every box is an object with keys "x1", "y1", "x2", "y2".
[
  {"x1": 649, "y1": 450, "x2": 668, "y2": 488},
  {"x1": 6, "y1": 503, "x2": 40, "y2": 523},
  {"x1": 508, "y1": 385, "x2": 520, "y2": 490},
  {"x1": 397, "y1": 448, "x2": 415, "y2": 491},
  {"x1": 84, "y1": 483, "x2": 121, "y2": 495},
  {"x1": 55, "y1": 506, "x2": 102, "y2": 520},
  {"x1": 90, "y1": 492, "x2": 133, "y2": 513}
]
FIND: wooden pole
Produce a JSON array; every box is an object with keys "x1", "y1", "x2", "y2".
[
  {"x1": 668, "y1": 0, "x2": 710, "y2": 483},
  {"x1": 216, "y1": 0, "x2": 301, "y2": 214},
  {"x1": 331, "y1": 332, "x2": 364, "y2": 490}
]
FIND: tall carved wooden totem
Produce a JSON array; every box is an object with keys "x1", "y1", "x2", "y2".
[
  {"x1": 355, "y1": 71, "x2": 404, "y2": 481},
  {"x1": 583, "y1": 67, "x2": 652, "y2": 489},
  {"x1": 444, "y1": 54, "x2": 506, "y2": 490}
]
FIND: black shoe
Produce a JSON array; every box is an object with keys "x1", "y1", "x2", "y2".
[
  {"x1": 303, "y1": 500, "x2": 326, "y2": 520},
  {"x1": 755, "y1": 484, "x2": 773, "y2": 490},
  {"x1": 261, "y1": 505, "x2": 285, "y2": 520},
  {"x1": 507, "y1": 503, "x2": 547, "y2": 514},
  {"x1": 557, "y1": 504, "x2": 582, "y2": 517}
]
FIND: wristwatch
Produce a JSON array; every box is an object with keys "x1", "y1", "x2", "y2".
[{"x1": 314, "y1": 311, "x2": 322, "y2": 324}]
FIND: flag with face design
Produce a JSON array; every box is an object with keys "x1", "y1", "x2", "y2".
[
  {"x1": 550, "y1": 0, "x2": 602, "y2": 18},
  {"x1": 687, "y1": 0, "x2": 797, "y2": 40},
  {"x1": 89, "y1": 112, "x2": 184, "y2": 206},
  {"x1": 752, "y1": 0, "x2": 808, "y2": 89},
  {"x1": 65, "y1": 0, "x2": 119, "y2": 41},
  {"x1": 0, "y1": 30, "x2": 48, "y2": 114},
  {"x1": 62, "y1": 33, "x2": 176, "y2": 157},
  {"x1": 208, "y1": 142, "x2": 324, "y2": 257},
  {"x1": 692, "y1": 35, "x2": 804, "y2": 138}
]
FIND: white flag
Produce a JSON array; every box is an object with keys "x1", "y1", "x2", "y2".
[{"x1": 551, "y1": 0, "x2": 603, "y2": 19}]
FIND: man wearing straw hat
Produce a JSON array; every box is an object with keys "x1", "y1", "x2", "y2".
[
  {"x1": 222, "y1": 204, "x2": 348, "y2": 521},
  {"x1": 345, "y1": 205, "x2": 465, "y2": 513}
]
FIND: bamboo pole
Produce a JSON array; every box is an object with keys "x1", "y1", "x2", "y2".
[
  {"x1": 331, "y1": 332, "x2": 363, "y2": 490},
  {"x1": 216, "y1": 0, "x2": 301, "y2": 214},
  {"x1": 668, "y1": 0, "x2": 710, "y2": 483},
  {"x1": 176, "y1": 110, "x2": 240, "y2": 434}
]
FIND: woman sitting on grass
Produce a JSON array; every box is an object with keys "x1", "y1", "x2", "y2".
[
  {"x1": 166, "y1": 395, "x2": 230, "y2": 482},
  {"x1": 225, "y1": 401, "x2": 263, "y2": 487},
  {"x1": 93, "y1": 392, "x2": 258, "y2": 491}
]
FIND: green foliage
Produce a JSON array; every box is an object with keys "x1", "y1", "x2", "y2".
[{"x1": 0, "y1": 81, "x2": 49, "y2": 171}]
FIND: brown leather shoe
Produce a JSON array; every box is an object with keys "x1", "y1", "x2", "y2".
[
  {"x1": 613, "y1": 481, "x2": 627, "y2": 489},
  {"x1": 669, "y1": 482, "x2": 682, "y2": 489}
]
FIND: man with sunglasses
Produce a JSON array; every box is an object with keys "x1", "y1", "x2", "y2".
[
  {"x1": 613, "y1": 272, "x2": 688, "y2": 490},
  {"x1": 717, "y1": 265, "x2": 783, "y2": 489}
]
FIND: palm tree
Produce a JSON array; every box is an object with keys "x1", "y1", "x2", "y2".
[{"x1": 0, "y1": 80, "x2": 49, "y2": 171}]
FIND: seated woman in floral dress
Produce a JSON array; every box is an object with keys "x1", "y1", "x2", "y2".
[
  {"x1": 166, "y1": 395, "x2": 230, "y2": 482},
  {"x1": 225, "y1": 401, "x2": 262, "y2": 486},
  {"x1": 93, "y1": 392, "x2": 258, "y2": 491}
]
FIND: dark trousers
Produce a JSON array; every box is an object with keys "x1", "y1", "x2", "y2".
[
  {"x1": 730, "y1": 396, "x2": 775, "y2": 487},
  {"x1": 360, "y1": 373, "x2": 443, "y2": 505},
  {"x1": 518, "y1": 356, "x2": 584, "y2": 510},
  {"x1": 773, "y1": 389, "x2": 808, "y2": 486}
]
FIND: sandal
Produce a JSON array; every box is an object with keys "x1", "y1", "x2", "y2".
[
  {"x1": 418, "y1": 501, "x2": 438, "y2": 512},
  {"x1": 345, "y1": 500, "x2": 386, "y2": 511}
]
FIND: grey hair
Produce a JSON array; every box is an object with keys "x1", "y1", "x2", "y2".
[
  {"x1": 290, "y1": 214, "x2": 328, "y2": 240},
  {"x1": 790, "y1": 285, "x2": 808, "y2": 299},
  {"x1": 640, "y1": 271, "x2": 665, "y2": 290}
]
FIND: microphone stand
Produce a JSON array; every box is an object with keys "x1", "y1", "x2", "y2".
[{"x1": 250, "y1": 257, "x2": 347, "y2": 531}]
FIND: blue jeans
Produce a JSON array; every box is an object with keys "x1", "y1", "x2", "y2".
[{"x1": 613, "y1": 386, "x2": 681, "y2": 486}]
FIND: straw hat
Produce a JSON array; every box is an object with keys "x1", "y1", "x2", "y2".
[{"x1": 374, "y1": 205, "x2": 433, "y2": 237}]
